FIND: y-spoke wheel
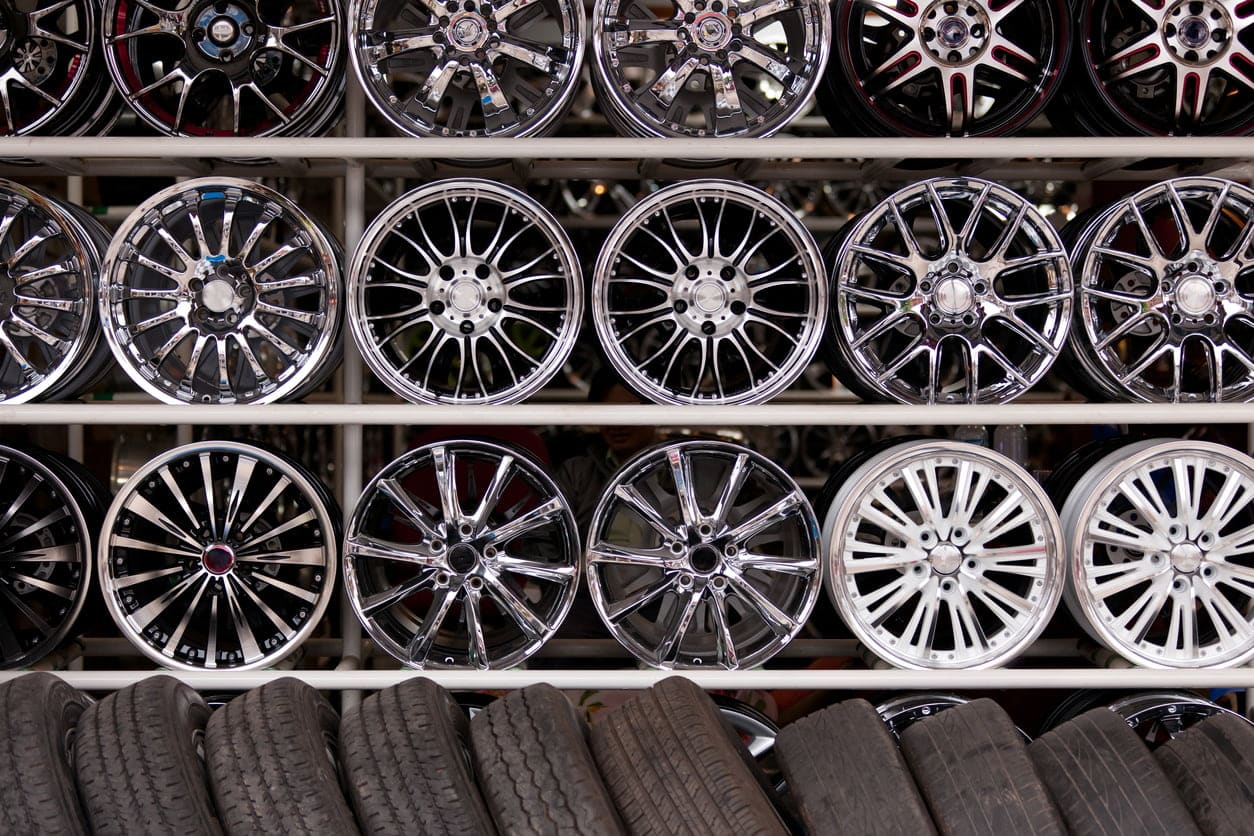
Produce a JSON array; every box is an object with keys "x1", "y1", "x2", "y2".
[
  {"x1": 591, "y1": 0, "x2": 830, "y2": 137},
  {"x1": 349, "y1": 179, "x2": 581, "y2": 404},
  {"x1": 586, "y1": 439, "x2": 820, "y2": 669},
  {"x1": 345, "y1": 439, "x2": 580, "y2": 669},
  {"x1": 1108, "y1": 692, "x2": 1249, "y2": 746},
  {"x1": 101, "y1": 178, "x2": 343, "y2": 405},
  {"x1": 1060, "y1": 439, "x2": 1254, "y2": 668},
  {"x1": 593, "y1": 180, "x2": 826, "y2": 405},
  {"x1": 99, "y1": 441, "x2": 339, "y2": 671},
  {"x1": 1069, "y1": 177, "x2": 1254, "y2": 403},
  {"x1": 824, "y1": 439, "x2": 1064, "y2": 669},
  {"x1": 827, "y1": 177, "x2": 1071, "y2": 404}
]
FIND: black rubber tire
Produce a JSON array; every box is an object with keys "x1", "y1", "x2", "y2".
[
  {"x1": 589, "y1": 676, "x2": 787, "y2": 836},
  {"x1": 900, "y1": 697, "x2": 1065, "y2": 836},
  {"x1": 1155, "y1": 712, "x2": 1254, "y2": 836},
  {"x1": 0, "y1": 673, "x2": 91, "y2": 835},
  {"x1": 73, "y1": 675, "x2": 221, "y2": 836},
  {"x1": 205, "y1": 677, "x2": 359, "y2": 835},
  {"x1": 776, "y1": 698, "x2": 936, "y2": 836},
  {"x1": 340, "y1": 678, "x2": 495, "y2": 836},
  {"x1": 469, "y1": 683, "x2": 622, "y2": 835}
]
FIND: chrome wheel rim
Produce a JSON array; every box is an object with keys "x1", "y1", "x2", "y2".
[
  {"x1": 593, "y1": 180, "x2": 826, "y2": 405},
  {"x1": 0, "y1": 0, "x2": 100, "y2": 135},
  {"x1": 349, "y1": 179, "x2": 581, "y2": 405},
  {"x1": 586, "y1": 439, "x2": 820, "y2": 669},
  {"x1": 875, "y1": 693, "x2": 968, "y2": 735},
  {"x1": 99, "y1": 441, "x2": 339, "y2": 671},
  {"x1": 1108, "y1": 691, "x2": 1248, "y2": 745},
  {"x1": 831, "y1": 177, "x2": 1071, "y2": 404},
  {"x1": 345, "y1": 439, "x2": 580, "y2": 669}
]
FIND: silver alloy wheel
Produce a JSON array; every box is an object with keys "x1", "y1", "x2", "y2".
[
  {"x1": 830, "y1": 177, "x2": 1071, "y2": 404},
  {"x1": 345, "y1": 439, "x2": 580, "y2": 669},
  {"x1": 98, "y1": 441, "x2": 339, "y2": 672},
  {"x1": 101, "y1": 178, "x2": 343, "y2": 405},
  {"x1": 824, "y1": 439, "x2": 1064, "y2": 669},
  {"x1": 350, "y1": 0, "x2": 585, "y2": 137},
  {"x1": 874, "y1": 693, "x2": 969, "y2": 736},
  {"x1": 593, "y1": 180, "x2": 826, "y2": 405},
  {"x1": 1108, "y1": 691, "x2": 1250, "y2": 745},
  {"x1": 590, "y1": 0, "x2": 830, "y2": 137},
  {"x1": 1060, "y1": 439, "x2": 1254, "y2": 668},
  {"x1": 586, "y1": 439, "x2": 820, "y2": 669},
  {"x1": 1071, "y1": 177, "x2": 1254, "y2": 403},
  {"x1": 349, "y1": 179, "x2": 582, "y2": 405}
]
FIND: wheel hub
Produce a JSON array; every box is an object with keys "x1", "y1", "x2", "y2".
[
  {"x1": 933, "y1": 276, "x2": 975, "y2": 314},
  {"x1": 1162, "y1": 253, "x2": 1224, "y2": 324},
  {"x1": 922, "y1": 0, "x2": 990, "y2": 64},
  {"x1": 193, "y1": 3, "x2": 253, "y2": 61},
  {"x1": 1163, "y1": 0, "x2": 1231, "y2": 65},
  {"x1": 689, "y1": 543, "x2": 721, "y2": 574},
  {"x1": 1169, "y1": 542, "x2": 1204, "y2": 573},
  {"x1": 447, "y1": 11, "x2": 489, "y2": 50},
  {"x1": 201, "y1": 543, "x2": 236, "y2": 575},
  {"x1": 1174, "y1": 274, "x2": 1217, "y2": 316},
  {"x1": 447, "y1": 542, "x2": 480, "y2": 573},
  {"x1": 928, "y1": 542, "x2": 963, "y2": 574},
  {"x1": 691, "y1": 11, "x2": 733, "y2": 51},
  {"x1": 673, "y1": 258, "x2": 748, "y2": 337},
  {"x1": 201, "y1": 278, "x2": 237, "y2": 314},
  {"x1": 192, "y1": 257, "x2": 254, "y2": 330},
  {"x1": 429, "y1": 258, "x2": 504, "y2": 337},
  {"x1": 922, "y1": 256, "x2": 986, "y2": 326}
]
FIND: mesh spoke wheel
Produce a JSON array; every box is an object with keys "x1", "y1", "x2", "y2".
[
  {"x1": 349, "y1": 179, "x2": 581, "y2": 404},
  {"x1": 586, "y1": 439, "x2": 820, "y2": 669},
  {"x1": 99, "y1": 441, "x2": 338, "y2": 671},
  {"x1": 1108, "y1": 691, "x2": 1250, "y2": 746},
  {"x1": 345, "y1": 439, "x2": 580, "y2": 669},
  {"x1": 101, "y1": 178, "x2": 343, "y2": 405},
  {"x1": 593, "y1": 180, "x2": 826, "y2": 405}
]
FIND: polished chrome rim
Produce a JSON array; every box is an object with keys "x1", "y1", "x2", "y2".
[
  {"x1": 831, "y1": 178, "x2": 1071, "y2": 404},
  {"x1": 824, "y1": 439, "x2": 1064, "y2": 669},
  {"x1": 875, "y1": 693, "x2": 969, "y2": 736},
  {"x1": 99, "y1": 441, "x2": 338, "y2": 671},
  {"x1": 345, "y1": 439, "x2": 580, "y2": 669},
  {"x1": 0, "y1": 0, "x2": 100, "y2": 135},
  {"x1": 586, "y1": 439, "x2": 819, "y2": 669},
  {"x1": 591, "y1": 0, "x2": 830, "y2": 137},
  {"x1": 349, "y1": 179, "x2": 581, "y2": 405},
  {"x1": 1072, "y1": 177, "x2": 1254, "y2": 403},
  {"x1": 593, "y1": 180, "x2": 826, "y2": 405},
  {"x1": 351, "y1": 0, "x2": 584, "y2": 137},
  {"x1": 101, "y1": 178, "x2": 342, "y2": 405},
  {"x1": 1108, "y1": 691, "x2": 1248, "y2": 745}
]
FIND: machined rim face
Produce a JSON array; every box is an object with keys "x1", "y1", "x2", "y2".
[
  {"x1": 345, "y1": 440, "x2": 580, "y2": 669},
  {"x1": 1107, "y1": 692, "x2": 1246, "y2": 744},
  {"x1": 1061, "y1": 439, "x2": 1254, "y2": 668},
  {"x1": 1072, "y1": 177, "x2": 1254, "y2": 403},
  {"x1": 99, "y1": 441, "x2": 339, "y2": 671},
  {"x1": 349, "y1": 180, "x2": 582, "y2": 405},
  {"x1": 591, "y1": 0, "x2": 830, "y2": 137},
  {"x1": 874, "y1": 693, "x2": 969, "y2": 735},
  {"x1": 832, "y1": 178, "x2": 1071, "y2": 404},
  {"x1": 351, "y1": 0, "x2": 584, "y2": 137},
  {"x1": 593, "y1": 180, "x2": 827, "y2": 405},
  {"x1": 0, "y1": 0, "x2": 99, "y2": 135},
  {"x1": 101, "y1": 178, "x2": 342, "y2": 405},
  {"x1": 103, "y1": 0, "x2": 345, "y2": 136},
  {"x1": 824, "y1": 439, "x2": 1064, "y2": 669},
  {"x1": 586, "y1": 440, "x2": 820, "y2": 669}
]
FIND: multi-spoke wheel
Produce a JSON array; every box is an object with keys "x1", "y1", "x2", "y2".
[
  {"x1": 586, "y1": 439, "x2": 820, "y2": 669},
  {"x1": 349, "y1": 180, "x2": 581, "y2": 404},
  {"x1": 103, "y1": 0, "x2": 345, "y2": 137},
  {"x1": 1059, "y1": 439, "x2": 1254, "y2": 668},
  {"x1": 821, "y1": 0, "x2": 1068, "y2": 135},
  {"x1": 593, "y1": 180, "x2": 826, "y2": 405},
  {"x1": 1108, "y1": 692, "x2": 1250, "y2": 745},
  {"x1": 823, "y1": 438, "x2": 1064, "y2": 669},
  {"x1": 101, "y1": 178, "x2": 343, "y2": 405},
  {"x1": 99, "y1": 441, "x2": 338, "y2": 671},
  {"x1": 590, "y1": 0, "x2": 830, "y2": 137},
  {"x1": 826, "y1": 177, "x2": 1071, "y2": 404},
  {"x1": 345, "y1": 439, "x2": 580, "y2": 669},
  {"x1": 1067, "y1": 177, "x2": 1254, "y2": 403},
  {"x1": 350, "y1": 0, "x2": 584, "y2": 137}
]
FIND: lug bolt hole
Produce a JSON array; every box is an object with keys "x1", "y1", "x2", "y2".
[
  {"x1": 467, "y1": 576, "x2": 484, "y2": 590},
  {"x1": 669, "y1": 541, "x2": 685, "y2": 554},
  {"x1": 439, "y1": 265, "x2": 455, "y2": 280},
  {"x1": 674, "y1": 299, "x2": 688, "y2": 313},
  {"x1": 729, "y1": 300, "x2": 746, "y2": 315},
  {"x1": 920, "y1": 280, "x2": 932, "y2": 293},
  {"x1": 698, "y1": 523, "x2": 712, "y2": 537},
  {"x1": 723, "y1": 544, "x2": 737, "y2": 557},
  {"x1": 475, "y1": 264, "x2": 491, "y2": 279},
  {"x1": 459, "y1": 523, "x2": 473, "y2": 536},
  {"x1": 685, "y1": 265, "x2": 699, "y2": 279},
  {"x1": 435, "y1": 572, "x2": 450, "y2": 585},
  {"x1": 701, "y1": 321, "x2": 716, "y2": 335}
]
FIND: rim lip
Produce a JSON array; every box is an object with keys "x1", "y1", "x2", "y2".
[
  {"x1": 0, "y1": 442, "x2": 93, "y2": 669},
  {"x1": 592, "y1": 179, "x2": 827, "y2": 405},
  {"x1": 349, "y1": 0, "x2": 587, "y2": 138},
  {"x1": 1061, "y1": 438, "x2": 1254, "y2": 669},
  {"x1": 586, "y1": 437, "x2": 821, "y2": 670},
  {"x1": 99, "y1": 176, "x2": 344, "y2": 405},
  {"x1": 823, "y1": 438, "x2": 1065, "y2": 670},
  {"x1": 589, "y1": 0, "x2": 832, "y2": 138},
  {"x1": 874, "y1": 692, "x2": 969, "y2": 734},
  {"x1": 348, "y1": 177, "x2": 583, "y2": 405},
  {"x1": 1107, "y1": 690, "x2": 1249, "y2": 730},
  {"x1": 0, "y1": 0, "x2": 99, "y2": 136},
  {"x1": 97, "y1": 440, "x2": 338, "y2": 673}
]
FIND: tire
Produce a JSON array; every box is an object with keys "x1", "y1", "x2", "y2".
[
  {"x1": 900, "y1": 698, "x2": 1065, "y2": 835},
  {"x1": 589, "y1": 676, "x2": 787, "y2": 836},
  {"x1": 340, "y1": 678, "x2": 495, "y2": 836},
  {"x1": 1155, "y1": 713, "x2": 1254, "y2": 836},
  {"x1": 775, "y1": 698, "x2": 936, "y2": 836},
  {"x1": 73, "y1": 675, "x2": 221, "y2": 836},
  {"x1": 469, "y1": 683, "x2": 622, "y2": 835},
  {"x1": 0, "y1": 673, "x2": 91, "y2": 836},
  {"x1": 205, "y1": 678, "x2": 359, "y2": 835}
]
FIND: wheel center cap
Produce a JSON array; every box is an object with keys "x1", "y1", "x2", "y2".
[
  {"x1": 1170, "y1": 542, "x2": 1203, "y2": 573},
  {"x1": 692, "y1": 12, "x2": 732, "y2": 49},
  {"x1": 1178, "y1": 15, "x2": 1211, "y2": 47},
  {"x1": 448, "y1": 543, "x2": 479, "y2": 573},
  {"x1": 1174, "y1": 275, "x2": 1216, "y2": 316},
  {"x1": 690, "y1": 543, "x2": 720, "y2": 573},
  {"x1": 448, "y1": 12, "x2": 488, "y2": 49},
  {"x1": 449, "y1": 280, "x2": 484, "y2": 313},
  {"x1": 209, "y1": 16, "x2": 238, "y2": 45},
  {"x1": 938, "y1": 16, "x2": 970, "y2": 47},
  {"x1": 934, "y1": 277, "x2": 975, "y2": 314},
  {"x1": 201, "y1": 278, "x2": 237, "y2": 314},
  {"x1": 694, "y1": 280, "x2": 727, "y2": 312},
  {"x1": 202, "y1": 544, "x2": 235, "y2": 575},
  {"x1": 929, "y1": 543, "x2": 963, "y2": 574}
]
